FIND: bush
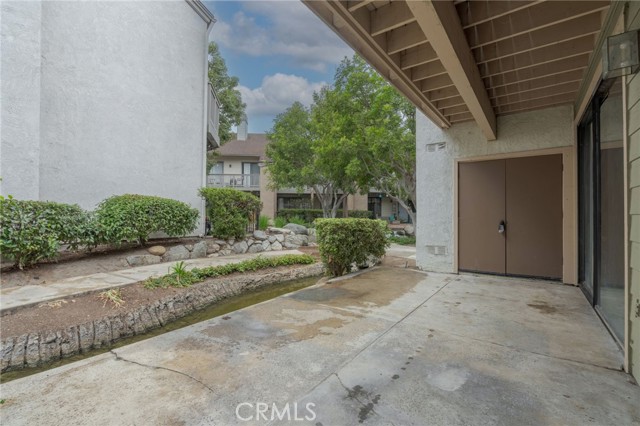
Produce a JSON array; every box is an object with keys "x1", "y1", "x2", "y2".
[
  {"x1": 288, "y1": 216, "x2": 307, "y2": 226},
  {"x1": 348, "y1": 210, "x2": 374, "y2": 219},
  {"x1": 274, "y1": 216, "x2": 287, "y2": 228},
  {"x1": 277, "y1": 209, "x2": 340, "y2": 223},
  {"x1": 0, "y1": 198, "x2": 99, "y2": 269},
  {"x1": 315, "y1": 218, "x2": 389, "y2": 277},
  {"x1": 199, "y1": 188, "x2": 262, "y2": 239},
  {"x1": 144, "y1": 254, "x2": 316, "y2": 288},
  {"x1": 96, "y1": 194, "x2": 199, "y2": 245},
  {"x1": 258, "y1": 215, "x2": 270, "y2": 231}
]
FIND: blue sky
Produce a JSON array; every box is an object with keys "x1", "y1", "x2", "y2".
[{"x1": 203, "y1": 1, "x2": 353, "y2": 133}]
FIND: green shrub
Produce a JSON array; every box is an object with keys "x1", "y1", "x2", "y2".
[
  {"x1": 348, "y1": 210, "x2": 374, "y2": 219},
  {"x1": 0, "y1": 198, "x2": 99, "y2": 269},
  {"x1": 388, "y1": 235, "x2": 416, "y2": 246},
  {"x1": 199, "y1": 188, "x2": 262, "y2": 239},
  {"x1": 258, "y1": 215, "x2": 270, "y2": 231},
  {"x1": 277, "y1": 209, "x2": 342, "y2": 223},
  {"x1": 274, "y1": 216, "x2": 287, "y2": 228},
  {"x1": 144, "y1": 254, "x2": 316, "y2": 289},
  {"x1": 288, "y1": 216, "x2": 307, "y2": 226},
  {"x1": 315, "y1": 218, "x2": 389, "y2": 277},
  {"x1": 96, "y1": 194, "x2": 199, "y2": 245}
]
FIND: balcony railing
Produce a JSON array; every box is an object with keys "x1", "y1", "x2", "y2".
[{"x1": 207, "y1": 174, "x2": 260, "y2": 189}]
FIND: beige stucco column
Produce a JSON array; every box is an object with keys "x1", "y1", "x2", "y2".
[{"x1": 259, "y1": 165, "x2": 277, "y2": 218}]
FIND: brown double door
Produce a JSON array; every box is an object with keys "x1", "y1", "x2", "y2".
[{"x1": 458, "y1": 154, "x2": 563, "y2": 279}]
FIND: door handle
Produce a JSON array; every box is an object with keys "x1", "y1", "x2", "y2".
[{"x1": 498, "y1": 220, "x2": 506, "y2": 234}]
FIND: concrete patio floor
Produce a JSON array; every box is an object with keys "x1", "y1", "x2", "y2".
[{"x1": 1, "y1": 267, "x2": 638, "y2": 425}]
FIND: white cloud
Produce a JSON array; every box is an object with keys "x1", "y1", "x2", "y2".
[
  {"x1": 210, "y1": 1, "x2": 352, "y2": 72},
  {"x1": 239, "y1": 73, "x2": 327, "y2": 116}
]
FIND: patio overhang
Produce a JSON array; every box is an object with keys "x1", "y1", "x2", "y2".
[{"x1": 303, "y1": 0, "x2": 613, "y2": 141}]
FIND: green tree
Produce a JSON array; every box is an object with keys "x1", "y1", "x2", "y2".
[
  {"x1": 208, "y1": 41, "x2": 245, "y2": 146},
  {"x1": 266, "y1": 98, "x2": 357, "y2": 218}
]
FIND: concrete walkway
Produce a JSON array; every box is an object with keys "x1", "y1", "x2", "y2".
[
  {"x1": 0, "y1": 250, "x2": 305, "y2": 313},
  {"x1": 1, "y1": 267, "x2": 638, "y2": 425}
]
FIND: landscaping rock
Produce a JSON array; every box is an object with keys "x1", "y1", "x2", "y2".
[
  {"x1": 261, "y1": 240, "x2": 271, "y2": 251},
  {"x1": 9, "y1": 334, "x2": 27, "y2": 370},
  {"x1": 285, "y1": 234, "x2": 308, "y2": 247},
  {"x1": 247, "y1": 244, "x2": 264, "y2": 254},
  {"x1": 126, "y1": 255, "x2": 161, "y2": 267},
  {"x1": 271, "y1": 241, "x2": 283, "y2": 251},
  {"x1": 227, "y1": 238, "x2": 235, "y2": 246},
  {"x1": 206, "y1": 242, "x2": 220, "y2": 254},
  {"x1": 184, "y1": 244, "x2": 194, "y2": 252},
  {"x1": 25, "y1": 334, "x2": 40, "y2": 367},
  {"x1": 404, "y1": 225, "x2": 415, "y2": 236},
  {"x1": 147, "y1": 245, "x2": 166, "y2": 256},
  {"x1": 268, "y1": 235, "x2": 277, "y2": 243},
  {"x1": 1, "y1": 338, "x2": 14, "y2": 372},
  {"x1": 190, "y1": 241, "x2": 208, "y2": 259},
  {"x1": 213, "y1": 239, "x2": 227, "y2": 246},
  {"x1": 161, "y1": 245, "x2": 190, "y2": 262},
  {"x1": 284, "y1": 223, "x2": 308, "y2": 235},
  {"x1": 232, "y1": 240, "x2": 248, "y2": 254},
  {"x1": 219, "y1": 249, "x2": 232, "y2": 256},
  {"x1": 268, "y1": 227, "x2": 292, "y2": 235},
  {"x1": 275, "y1": 234, "x2": 285, "y2": 243},
  {"x1": 253, "y1": 230, "x2": 268, "y2": 240}
]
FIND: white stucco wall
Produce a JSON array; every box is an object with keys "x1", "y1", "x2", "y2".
[
  {"x1": 1, "y1": 2, "x2": 42, "y2": 199},
  {"x1": 1, "y1": 1, "x2": 210, "y2": 233},
  {"x1": 416, "y1": 105, "x2": 575, "y2": 272}
]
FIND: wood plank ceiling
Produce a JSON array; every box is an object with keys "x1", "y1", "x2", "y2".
[{"x1": 303, "y1": 0, "x2": 611, "y2": 139}]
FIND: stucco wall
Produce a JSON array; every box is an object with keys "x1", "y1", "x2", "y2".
[
  {"x1": 0, "y1": 2, "x2": 42, "y2": 199},
  {"x1": 1, "y1": 1, "x2": 209, "y2": 234},
  {"x1": 625, "y1": 0, "x2": 640, "y2": 381},
  {"x1": 416, "y1": 104, "x2": 574, "y2": 273}
]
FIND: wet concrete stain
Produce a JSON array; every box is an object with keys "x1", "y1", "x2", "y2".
[
  {"x1": 527, "y1": 300, "x2": 558, "y2": 314},
  {"x1": 392, "y1": 374, "x2": 399, "y2": 380},
  {"x1": 345, "y1": 385, "x2": 382, "y2": 424}
]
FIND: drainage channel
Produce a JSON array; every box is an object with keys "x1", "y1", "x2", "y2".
[{"x1": 0, "y1": 275, "x2": 321, "y2": 383}]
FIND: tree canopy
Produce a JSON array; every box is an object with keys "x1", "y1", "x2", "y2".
[
  {"x1": 208, "y1": 41, "x2": 245, "y2": 146},
  {"x1": 266, "y1": 54, "x2": 416, "y2": 225}
]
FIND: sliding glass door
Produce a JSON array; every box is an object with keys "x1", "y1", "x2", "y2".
[{"x1": 578, "y1": 77, "x2": 624, "y2": 343}]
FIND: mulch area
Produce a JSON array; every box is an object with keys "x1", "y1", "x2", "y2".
[{"x1": 1, "y1": 264, "x2": 308, "y2": 338}]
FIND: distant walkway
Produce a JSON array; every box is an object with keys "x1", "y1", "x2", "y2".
[{"x1": 0, "y1": 250, "x2": 305, "y2": 313}]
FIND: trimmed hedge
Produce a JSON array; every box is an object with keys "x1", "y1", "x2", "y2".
[
  {"x1": 315, "y1": 218, "x2": 389, "y2": 277},
  {"x1": 95, "y1": 194, "x2": 199, "y2": 245},
  {"x1": 0, "y1": 198, "x2": 99, "y2": 269},
  {"x1": 199, "y1": 187, "x2": 262, "y2": 239},
  {"x1": 144, "y1": 254, "x2": 316, "y2": 288},
  {"x1": 277, "y1": 208, "x2": 372, "y2": 222}
]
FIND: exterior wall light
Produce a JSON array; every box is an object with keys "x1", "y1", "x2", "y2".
[{"x1": 603, "y1": 29, "x2": 640, "y2": 79}]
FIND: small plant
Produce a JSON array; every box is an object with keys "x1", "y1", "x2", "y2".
[
  {"x1": 258, "y1": 215, "x2": 270, "y2": 231},
  {"x1": 144, "y1": 254, "x2": 316, "y2": 289},
  {"x1": 274, "y1": 216, "x2": 287, "y2": 228},
  {"x1": 288, "y1": 216, "x2": 307, "y2": 226},
  {"x1": 99, "y1": 289, "x2": 125, "y2": 308}
]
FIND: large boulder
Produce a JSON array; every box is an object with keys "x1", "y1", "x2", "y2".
[
  {"x1": 285, "y1": 234, "x2": 308, "y2": 247},
  {"x1": 271, "y1": 241, "x2": 283, "y2": 251},
  {"x1": 261, "y1": 240, "x2": 271, "y2": 251},
  {"x1": 126, "y1": 255, "x2": 161, "y2": 267},
  {"x1": 267, "y1": 227, "x2": 292, "y2": 235},
  {"x1": 267, "y1": 235, "x2": 277, "y2": 243},
  {"x1": 147, "y1": 245, "x2": 166, "y2": 256},
  {"x1": 253, "y1": 230, "x2": 268, "y2": 240},
  {"x1": 190, "y1": 241, "x2": 208, "y2": 258},
  {"x1": 232, "y1": 240, "x2": 249, "y2": 254},
  {"x1": 247, "y1": 243, "x2": 264, "y2": 254},
  {"x1": 161, "y1": 245, "x2": 190, "y2": 262},
  {"x1": 284, "y1": 223, "x2": 308, "y2": 235},
  {"x1": 275, "y1": 234, "x2": 285, "y2": 243}
]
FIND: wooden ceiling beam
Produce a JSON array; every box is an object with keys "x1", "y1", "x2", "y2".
[
  {"x1": 427, "y1": 86, "x2": 460, "y2": 102},
  {"x1": 400, "y1": 43, "x2": 438, "y2": 70},
  {"x1": 473, "y1": 12, "x2": 603, "y2": 64},
  {"x1": 456, "y1": 0, "x2": 542, "y2": 29},
  {"x1": 410, "y1": 61, "x2": 447, "y2": 82},
  {"x1": 448, "y1": 111, "x2": 475, "y2": 123},
  {"x1": 420, "y1": 74, "x2": 454, "y2": 92},
  {"x1": 485, "y1": 53, "x2": 590, "y2": 88},
  {"x1": 370, "y1": 1, "x2": 415, "y2": 36},
  {"x1": 479, "y1": 34, "x2": 595, "y2": 78},
  {"x1": 465, "y1": 1, "x2": 609, "y2": 49},
  {"x1": 487, "y1": 69, "x2": 585, "y2": 98},
  {"x1": 492, "y1": 82, "x2": 580, "y2": 108},
  {"x1": 386, "y1": 22, "x2": 428, "y2": 55},
  {"x1": 408, "y1": 0, "x2": 496, "y2": 140},
  {"x1": 441, "y1": 104, "x2": 470, "y2": 116},
  {"x1": 495, "y1": 92, "x2": 576, "y2": 115},
  {"x1": 347, "y1": 0, "x2": 375, "y2": 13},
  {"x1": 434, "y1": 96, "x2": 466, "y2": 109}
]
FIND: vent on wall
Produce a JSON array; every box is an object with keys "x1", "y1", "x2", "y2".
[
  {"x1": 426, "y1": 245, "x2": 447, "y2": 256},
  {"x1": 426, "y1": 142, "x2": 446, "y2": 152}
]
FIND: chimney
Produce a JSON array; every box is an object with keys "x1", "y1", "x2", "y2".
[{"x1": 237, "y1": 115, "x2": 248, "y2": 141}]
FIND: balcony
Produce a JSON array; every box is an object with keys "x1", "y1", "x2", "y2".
[
  {"x1": 207, "y1": 173, "x2": 260, "y2": 189},
  {"x1": 207, "y1": 84, "x2": 221, "y2": 148}
]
